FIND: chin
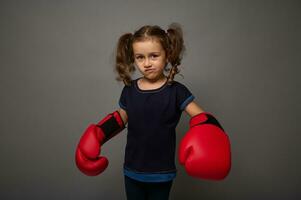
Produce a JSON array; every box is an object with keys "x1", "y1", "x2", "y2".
[{"x1": 145, "y1": 73, "x2": 158, "y2": 79}]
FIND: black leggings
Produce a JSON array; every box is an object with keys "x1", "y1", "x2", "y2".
[{"x1": 124, "y1": 176, "x2": 173, "y2": 200}]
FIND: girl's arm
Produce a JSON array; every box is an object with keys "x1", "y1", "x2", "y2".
[
  {"x1": 118, "y1": 108, "x2": 128, "y2": 125},
  {"x1": 184, "y1": 101, "x2": 205, "y2": 117}
]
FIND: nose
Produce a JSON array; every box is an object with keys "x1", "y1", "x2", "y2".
[{"x1": 144, "y1": 58, "x2": 152, "y2": 68}]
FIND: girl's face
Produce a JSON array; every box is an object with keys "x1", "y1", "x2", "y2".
[{"x1": 132, "y1": 39, "x2": 168, "y2": 82}]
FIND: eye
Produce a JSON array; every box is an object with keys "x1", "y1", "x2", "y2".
[
  {"x1": 151, "y1": 55, "x2": 159, "y2": 59},
  {"x1": 136, "y1": 56, "x2": 143, "y2": 60}
]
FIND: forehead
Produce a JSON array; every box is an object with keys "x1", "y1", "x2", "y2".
[{"x1": 132, "y1": 39, "x2": 164, "y2": 54}]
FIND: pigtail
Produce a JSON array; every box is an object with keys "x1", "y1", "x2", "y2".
[
  {"x1": 115, "y1": 33, "x2": 135, "y2": 86},
  {"x1": 166, "y1": 23, "x2": 186, "y2": 84}
]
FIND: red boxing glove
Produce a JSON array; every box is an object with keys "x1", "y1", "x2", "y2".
[
  {"x1": 75, "y1": 111, "x2": 125, "y2": 176},
  {"x1": 179, "y1": 112, "x2": 231, "y2": 180}
]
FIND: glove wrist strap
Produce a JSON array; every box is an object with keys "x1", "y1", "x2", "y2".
[
  {"x1": 96, "y1": 110, "x2": 125, "y2": 144},
  {"x1": 190, "y1": 112, "x2": 224, "y2": 131}
]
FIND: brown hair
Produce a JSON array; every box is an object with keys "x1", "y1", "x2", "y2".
[{"x1": 114, "y1": 23, "x2": 186, "y2": 86}]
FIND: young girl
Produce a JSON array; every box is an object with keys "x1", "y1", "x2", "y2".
[{"x1": 75, "y1": 23, "x2": 231, "y2": 200}]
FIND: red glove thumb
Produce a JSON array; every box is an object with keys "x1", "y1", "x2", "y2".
[{"x1": 75, "y1": 147, "x2": 108, "y2": 176}]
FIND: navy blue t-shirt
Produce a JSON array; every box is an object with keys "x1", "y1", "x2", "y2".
[{"x1": 119, "y1": 77, "x2": 194, "y2": 175}]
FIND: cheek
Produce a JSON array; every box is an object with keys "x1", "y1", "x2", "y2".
[
  {"x1": 134, "y1": 61, "x2": 141, "y2": 68},
  {"x1": 157, "y1": 60, "x2": 168, "y2": 68},
  {"x1": 135, "y1": 63, "x2": 145, "y2": 72}
]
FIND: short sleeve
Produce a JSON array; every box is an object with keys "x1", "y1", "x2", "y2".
[
  {"x1": 119, "y1": 86, "x2": 128, "y2": 111},
  {"x1": 176, "y1": 82, "x2": 195, "y2": 111}
]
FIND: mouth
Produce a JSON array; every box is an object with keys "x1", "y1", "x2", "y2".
[{"x1": 145, "y1": 69, "x2": 155, "y2": 72}]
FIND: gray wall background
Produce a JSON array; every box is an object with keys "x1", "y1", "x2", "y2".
[{"x1": 0, "y1": 0, "x2": 300, "y2": 199}]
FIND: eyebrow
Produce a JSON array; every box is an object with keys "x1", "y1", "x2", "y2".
[{"x1": 134, "y1": 52, "x2": 161, "y2": 56}]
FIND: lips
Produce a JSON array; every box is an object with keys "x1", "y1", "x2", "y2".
[{"x1": 145, "y1": 69, "x2": 155, "y2": 72}]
